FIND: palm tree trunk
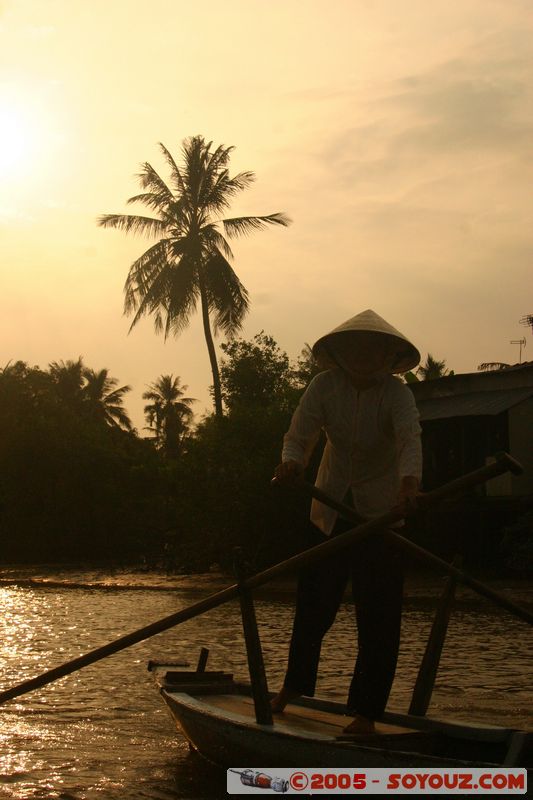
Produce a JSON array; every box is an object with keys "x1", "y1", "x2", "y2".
[{"x1": 198, "y1": 276, "x2": 224, "y2": 417}]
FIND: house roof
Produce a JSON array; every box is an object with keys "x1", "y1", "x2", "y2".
[
  {"x1": 408, "y1": 361, "x2": 533, "y2": 403},
  {"x1": 416, "y1": 387, "x2": 533, "y2": 421}
]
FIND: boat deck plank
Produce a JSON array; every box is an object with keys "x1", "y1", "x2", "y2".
[{"x1": 204, "y1": 694, "x2": 419, "y2": 738}]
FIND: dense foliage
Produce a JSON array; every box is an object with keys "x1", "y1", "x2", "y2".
[
  {"x1": 146, "y1": 336, "x2": 322, "y2": 571},
  {"x1": 0, "y1": 340, "x2": 319, "y2": 569},
  {"x1": 0, "y1": 360, "x2": 167, "y2": 562}
]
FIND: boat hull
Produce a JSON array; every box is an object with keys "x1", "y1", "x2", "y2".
[
  {"x1": 162, "y1": 690, "x2": 443, "y2": 769},
  {"x1": 151, "y1": 667, "x2": 531, "y2": 771},
  {"x1": 160, "y1": 688, "x2": 525, "y2": 769}
]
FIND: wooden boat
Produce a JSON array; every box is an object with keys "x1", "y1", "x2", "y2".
[
  {"x1": 147, "y1": 458, "x2": 532, "y2": 772},
  {"x1": 150, "y1": 661, "x2": 532, "y2": 769}
]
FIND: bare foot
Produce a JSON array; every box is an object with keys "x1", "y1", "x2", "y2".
[
  {"x1": 341, "y1": 714, "x2": 376, "y2": 736},
  {"x1": 270, "y1": 687, "x2": 301, "y2": 713}
]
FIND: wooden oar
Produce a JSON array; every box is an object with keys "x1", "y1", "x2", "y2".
[
  {"x1": 292, "y1": 454, "x2": 532, "y2": 625},
  {"x1": 408, "y1": 555, "x2": 460, "y2": 716},
  {"x1": 0, "y1": 452, "x2": 528, "y2": 706}
]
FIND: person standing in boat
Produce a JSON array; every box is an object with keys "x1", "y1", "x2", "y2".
[{"x1": 271, "y1": 309, "x2": 422, "y2": 736}]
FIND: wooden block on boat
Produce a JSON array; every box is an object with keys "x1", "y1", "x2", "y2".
[
  {"x1": 163, "y1": 670, "x2": 234, "y2": 684},
  {"x1": 147, "y1": 660, "x2": 189, "y2": 671},
  {"x1": 162, "y1": 683, "x2": 241, "y2": 696}
]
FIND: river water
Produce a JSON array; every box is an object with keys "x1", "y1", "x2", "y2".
[{"x1": 0, "y1": 567, "x2": 531, "y2": 799}]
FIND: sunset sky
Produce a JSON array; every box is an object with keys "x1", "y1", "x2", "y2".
[{"x1": 1, "y1": 0, "x2": 532, "y2": 429}]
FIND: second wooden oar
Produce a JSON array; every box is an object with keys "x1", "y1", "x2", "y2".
[
  {"x1": 293, "y1": 454, "x2": 531, "y2": 626},
  {"x1": 408, "y1": 555, "x2": 460, "y2": 716},
  {"x1": 0, "y1": 452, "x2": 528, "y2": 706}
]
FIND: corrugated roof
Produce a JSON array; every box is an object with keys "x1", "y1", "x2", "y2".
[{"x1": 416, "y1": 387, "x2": 533, "y2": 421}]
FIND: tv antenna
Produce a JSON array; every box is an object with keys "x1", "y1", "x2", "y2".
[
  {"x1": 510, "y1": 338, "x2": 526, "y2": 363},
  {"x1": 519, "y1": 314, "x2": 533, "y2": 334}
]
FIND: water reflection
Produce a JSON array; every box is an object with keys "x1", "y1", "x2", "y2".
[{"x1": 0, "y1": 572, "x2": 531, "y2": 798}]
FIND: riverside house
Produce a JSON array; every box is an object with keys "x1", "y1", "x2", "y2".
[{"x1": 407, "y1": 363, "x2": 533, "y2": 568}]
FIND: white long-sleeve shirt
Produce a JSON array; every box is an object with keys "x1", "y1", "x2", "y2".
[{"x1": 282, "y1": 369, "x2": 422, "y2": 535}]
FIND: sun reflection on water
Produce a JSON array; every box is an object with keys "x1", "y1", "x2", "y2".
[{"x1": 0, "y1": 574, "x2": 530, "y2": 798}]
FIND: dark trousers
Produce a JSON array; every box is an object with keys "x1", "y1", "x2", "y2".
[{"x1": 283, "y1": 518, "x2": 404, "y2": 720}]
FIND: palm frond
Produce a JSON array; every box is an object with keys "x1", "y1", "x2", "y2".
[
  {"x1": 125, "y1": 241, "x2": 200, "y2": 339},
  {"x1": 201, "y1": 224, "x2": 234, "y2": 261},
  {"x1": 225, "y1": 170, "x2": 256, "y2": 193},
  {"x1": 82, "y1": 368, "x2": 109, "y2": 401},
  {"x1": 125, "y1": 192, "x2": 180, "y2": 220},
  {"x1": 199, "y1": 169, "x2": 255, "y2": 216},
  {"x1": 142, "y1": 390, "x2": 161, "y2": 403},
  {"x1": 98, "y1": 213, "x2": 168, "y2": 239},
  {"x1": 194, "y1": 141, "x2": 228, "y2": 186},
  {"x1": 105, "y1": 404, "x2": 133, "y2": 431},
  {"x1": 157, "y1": 142, "x2": 189, "y2": 200},
  {"x1": 104, "y1": 385, "x2": 132, "y2": 404},
  {"x1": 136, "y1": 162, "x2": 175, "y2": 204},
  {"x1": 203, "y1": 142, "x2": 233, "y2": 173},
  {"x1": 125, "y1": 254, "x2": 176, "y2": 332},
  {"x1": 164, "y1": 255, "x2": 200, "y2": 338},
  {"x1": 204, "y1": 251, "x2": 250, "y2": 335},
  {"x1": 124, "y1": 240, "x2": 171, "y2": 317},
  {"x1": 152, "y1": 307, "x2": 167, "y2": 336},
  {"x1": 222, "y1": 213, "x2": 291, "y2": 239},
  {"x1": 182, "y1": 139, "x2": 235, "y2": 215},
  {"x1": 198, "y1": 168, "x2": 231, "y2": 215},
  {"x1": 196, "y1": 145, "x2": 235, "y2": 209},
  {"x1": 127, "y1": 276, "x2": 170, "y2": 333},
  {"x1": 181, "y1": 136, "x2": 209, "y2": 208}
]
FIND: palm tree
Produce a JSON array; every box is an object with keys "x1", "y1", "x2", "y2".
[
  {"x1": 416, "y1": 354, "x2": 452, "y2": 381},
  {"x1": 478, "y1": 362, "x2": 510, "y2": 371},
  {"x1": 83, "y1": 367, "x2": 133, "y2": 431},
  {"x1": 292, "y1": 343, "x2": 322, "y2": 388},
  {"x1": 142, "y1": 374, "x2": 195, "y2": 456},
  {"x1": 98, "y1": 136, "x2": 291, "y2": 417},
  {"x1": 48, "y1": 358, "x2": 85, "y2": 408}
]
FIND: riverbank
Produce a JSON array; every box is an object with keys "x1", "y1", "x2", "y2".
[{"x1": 1, "y1": 563, "x2": 532, "y2": 608}]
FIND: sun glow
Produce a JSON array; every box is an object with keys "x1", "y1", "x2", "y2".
[
  {"x1": 0, "y1": 82, "x2": 66, "y2": 185},
  {"x1": 0, "y1": 101, "x2": 35, "y2": 178}
]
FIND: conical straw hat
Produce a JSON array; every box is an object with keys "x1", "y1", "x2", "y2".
[{"x1": 312, "y1": 309, "x2": 420, "y2": 373}]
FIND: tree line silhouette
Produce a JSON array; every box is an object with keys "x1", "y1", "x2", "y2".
[{"x1": 0, "y1": 337, "x2": 317, "y2": 568}]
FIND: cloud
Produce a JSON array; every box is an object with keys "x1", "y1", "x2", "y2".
[
  {"x1": 283, "y1": 23, "x2": 533, "y2": 361},
  {"x1": 319, "y1": 35, "x2": 533, "y2": 190},
  {"x1": 388, "y1": 59, "x2": 532, "y2": 155}
]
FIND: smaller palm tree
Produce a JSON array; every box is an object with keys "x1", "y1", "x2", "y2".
[
  {"x1": 292, "y1": 344, "x2": 322, "y2": 388},
  {"x1": 83, "y1": 368, "x2": 133, "y2": 431},
  {"x1": 478, "y1": 362, "x2": 510, "y2": 371},
  {"x1": 48, "y1": 358, "x2": 85, "y2": 408},
  {"x1": 143, "y1": 375, "x2": 195, "y2": 456},
  {"x1": 417, "y1": 354, "x2": 452, "y2": 381}
]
